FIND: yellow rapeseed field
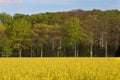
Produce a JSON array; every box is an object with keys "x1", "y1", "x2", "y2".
[{"x1": 0, "y1": 58, "x2": 120, "y2": 80}]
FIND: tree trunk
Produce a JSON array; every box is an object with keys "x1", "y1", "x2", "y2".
[
  {"x1": 90, "y1": 45, "x2": 93, "y2": 57},
  {"x1": 5, "y1": 48, "x2": 7, "y2": 57},
  {"x1": 41, "y1": 45, "x2": 43, "y2": 57},
  {"x1": 57, "y1": 38, "x2": 62, "y2": 57},
  {"x1": 36, "y1": 48, "x2": 38, "y2": 57},
  {"x1": 105, "y1": 42, "x2": 108, "y2": 57},
  {"x1": 30, "y1": 46, "x2": 32, "y2": 57},
  {"x1": 60, "y1": 38, "x2": 62, "y2": 50},
  {"x1": 19, "y1": 48, "x2": 22, "y2": 58},
  {"x1": 52, "y1": 39, "x2": 55, "y2": 50},
  {"x1": 74, "y1": 44, "x2": 77, "y2": 57},
  {"x1": 57, "y1": 49, "x2": 59, "y2": 57}
]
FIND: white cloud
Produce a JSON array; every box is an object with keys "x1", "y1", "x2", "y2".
[{"x1": 0, "y1": 0, "x2": 23, "y2": 4}]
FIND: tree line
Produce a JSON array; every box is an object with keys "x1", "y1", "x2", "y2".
[{"x1": 0, "y1": 9, "x2": 120, "y2": 57}]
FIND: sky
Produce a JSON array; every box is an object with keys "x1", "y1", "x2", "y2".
[{"x1": 0, "y1": 0, "x2": 120, "y2": 15}]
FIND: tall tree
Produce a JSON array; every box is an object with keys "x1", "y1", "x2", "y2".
[
  {"x1": 50, "y1": 23, "x2": 62, "y2": 57},
  {"x1": 10, "y1": 18, "x2": 31, "y2": 57},
  {"x1": 63, "y1": 17, "x2": 84, "y2": 57},
  {"x1": 31, "y1": 23, "x2": 53, "y2": 57}
]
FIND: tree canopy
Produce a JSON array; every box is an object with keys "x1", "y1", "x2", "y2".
[{"x1": 0, "y1": 9, "x2": 120, "y2": 57}]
